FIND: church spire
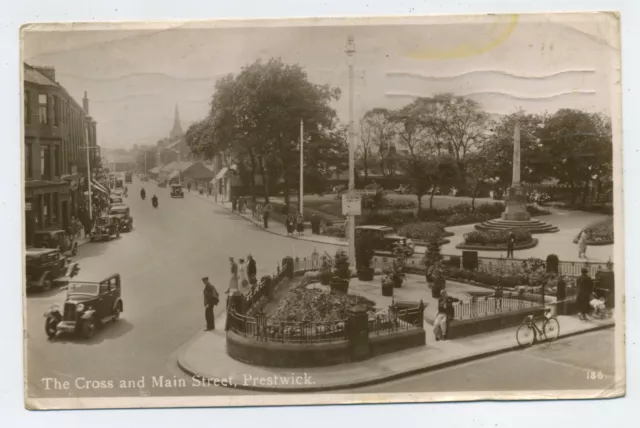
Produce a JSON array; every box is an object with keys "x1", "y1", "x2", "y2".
[{"x1": 170, "y1": 104, "x2": 183, "y2": 139}]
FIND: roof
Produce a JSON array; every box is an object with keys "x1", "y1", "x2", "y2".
[
  {"x1": 148, "y1": 167, "x2": 161, "y2": 174},
  {"x1": 162, "y1": 161, "x2": 195, "y2": 173},
  {"x1": 26, "y1": 247, "x2": 58, "y2": 256},
  {"x1": 24, "y1": 65, "x2": 58, "y2": 87},
  {"x1": 356, "y1": 225, "x2": 394, "y2": 230}
]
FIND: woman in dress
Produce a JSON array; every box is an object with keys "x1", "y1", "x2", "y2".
[
  {"x1": 578, "y1": 230, "x2": 588, "y2": 259},
  {"x1": 237, "y1": 258, "x2": 249, "y2": 293},
  {"x1": 228, "y1": 257, "x2": 239, "y2": 293}
]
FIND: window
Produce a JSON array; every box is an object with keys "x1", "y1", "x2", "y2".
[
  {"x1": 38, "y1": 94, "x2": 48, "y2": 124},
  {"x1": 41, "y1": 145, "x2": 50, "y2": 179},
  {"x1": 53, "y1": 146, "x2": 60, "y2": 177},
  {"x1": 51, "y1": 193, "x2": 58, "y2": 224},
  {"x1": 51, "y1": 95, "x2": 58, "y2": 126},
  {"x1": 43, "y1": 194, "x2": 50, "y2": 226},
  {"x1": 25, "y1": 144, "x2": 32, "y2": 178},
  {"x1": 24, "y1": 90, "x2": 31, "y2": 125}
]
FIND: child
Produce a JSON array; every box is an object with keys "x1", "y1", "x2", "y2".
[{"x1": 590, "y1": 293, "x2": 607, "y2": 318}]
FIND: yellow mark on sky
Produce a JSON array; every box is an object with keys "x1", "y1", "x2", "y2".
[{"x1": 406, "y1": 14, "x2": 519, "y2": 60}]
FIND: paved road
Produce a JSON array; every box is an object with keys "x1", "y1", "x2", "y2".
[
  {"x1": 25, "y1": 178, "x2": 336, "y2": 398},
  {"x1": 352, "y1": 329, "x2": 616, "y2": 394}
]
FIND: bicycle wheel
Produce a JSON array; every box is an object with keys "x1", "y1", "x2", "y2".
[
  {"x1": 543, "y1": 317, "x2": 560, "y2": 342},
  {"x1": 516, "y1": 323, "x2": 536, "y2": 348}
]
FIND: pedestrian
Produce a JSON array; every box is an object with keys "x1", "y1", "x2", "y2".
[
  {"x1": 247, "y1": 254, "x2": 257, "y2": 285},
  {"x1": 232, "y1": 197, "x2": 237, "y2": 212},
  {"x1": 202, "y1": 277, "x2": 219, "y2": 331},
  {"x1": 433, "y1": 289, "x2": 459, "y2": 341},
  {"x1": 311, "y1": 212, "x2": 320, "y2": 235},
  {"x1": 494, "y1": 285, "x2": 504, "y2": 312},
  {"x1": 228, "y1": 257, "x2": 239, "y2": 293},
  {"x1": 576, "y1": 267, "x2": 594, "y2": 320},
  {"x1": 286, "y1": 215, "x2": 295, "y2": 236},
  {"x1": 578, "y1": 230, "x2": 588, "y2": 259},
  {"x1": 263, "y1": 202, "x2": 272, "y2": 229},
  {"x1": 238, "y1": 258, "x2": 249, "y2": 292},
  {"x1": 296, "y1": 212, "x2": 304, "y2": 236},
  {"x1": 506, "y1": 231, "x2": 515, "y2": 258},
  {"x1": 187, "y1": 182, "x2": 191, "y2": 192}
]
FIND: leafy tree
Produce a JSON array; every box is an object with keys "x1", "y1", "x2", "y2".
[{"x1": 361, "y1": 108, "x2": 397, "y2": 177}]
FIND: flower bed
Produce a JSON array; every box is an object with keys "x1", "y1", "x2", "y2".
[
  {"x1": 397, "y1": 222, "x2": 454, "y2": 243},
  {"x1": 457, "y1": 228, "x2": 537, "y2": 250},
  {"x1": 573, "y1": 217, "x2": 614, "y2": 245}
]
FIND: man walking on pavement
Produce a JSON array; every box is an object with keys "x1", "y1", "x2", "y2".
[
  {"x1": 263, "y1": 202, "x2": 272, "y2": 229},
  {"x1": 577, "y1": 267, "x2": 594, "y2": 320},
  {"x1": 247, "y1": 254, "x2": 257, "y2": 286},
  {"x1": 202, "y1": 277, "x2": 219, "y2": 331}
]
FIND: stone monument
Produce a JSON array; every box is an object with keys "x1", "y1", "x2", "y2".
[{"x1": 476, "y1": 120, "x2": 558, "y2": 234}]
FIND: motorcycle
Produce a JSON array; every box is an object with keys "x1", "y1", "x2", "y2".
[
  {"x1": 141, "y1": 190, "x2": 146, "y2": 200},
  {"x1": 152, "y1": 197, "x2": 158, "y2": 208}
]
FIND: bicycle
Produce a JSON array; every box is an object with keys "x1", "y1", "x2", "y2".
[{"x1": 516, "y1": 308, "x2": 560, "y2": 348}]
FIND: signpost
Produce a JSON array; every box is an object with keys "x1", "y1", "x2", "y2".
[{"x1": 342, "y1": 193, "x2": 362, "y2": 216}]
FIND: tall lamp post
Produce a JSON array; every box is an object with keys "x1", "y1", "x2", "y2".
[
  {"x1": 299, "y1": 119, "x2": 304, "y2": 215},
  {"x1": 346, "y1": 36, "x2": 356, "y2": 266}
]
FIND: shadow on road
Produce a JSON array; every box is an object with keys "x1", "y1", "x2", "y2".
[{"x1": 48, "y1": 319, "x2": 135, "y2": 345}]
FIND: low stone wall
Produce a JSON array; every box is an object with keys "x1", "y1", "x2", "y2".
[
  {"x1": 456, "y1": 238, "x2": 539, "y2": 251},
  {"x1": 447, "y1": 306, "x2": 546, "y2": 339},
  {"x1": 227, "y1": 331, "x2": 351, "y2": 368},
  {"x1": 369, "y1": 329, "x2": 425, "y2": 357}
]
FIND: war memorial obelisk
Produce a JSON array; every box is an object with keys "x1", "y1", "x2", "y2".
[{"x1": 476, "y1": 120, "x2": 558, "y2": 233}]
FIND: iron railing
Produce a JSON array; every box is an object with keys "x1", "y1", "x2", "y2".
[{"x1": 452, "y1": 295, "x2": 542, "y2": 320}]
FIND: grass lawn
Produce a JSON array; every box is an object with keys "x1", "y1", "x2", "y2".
[{"x1": 282, "y1": 193, "x2": 496, "y2": 219}]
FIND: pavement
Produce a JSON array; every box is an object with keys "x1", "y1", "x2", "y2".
[
  {"x1": 177, "y1": 309, "x2": 614, "y2": 392},
  {"x1": 193, "y1": 191, "x2": 613, "y2": 263}
]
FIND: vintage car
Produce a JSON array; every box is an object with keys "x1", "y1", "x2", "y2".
[
  {"x1": 108, "y1": 203, "x2": 133, "y2": 231},
  {"x1": 34, "y1": 229, "x2": 78, "y2": 256},
  {"x1": 91, "y1": 215, "x2": 121, "y2": 241},
  {"x1": 125, "y1": 172, "x2": 132, "y2": 183},
  {"x1": 44, "y1": 273, "x2": 123, "y2": 339},
  {"x1": 355, "y1": 225, "x2": 415, "y2": 257},
  {"x1": 158, "y1": 180, "x2": 167, "y2": 188},
  {"x1": 26, "y1": 248, "x2": 79, "y2": 291},
  {"x1": 110, "y1": 194, "x2": 123, "y2": 205},
  {"x1": 170, "y1": 184, "x2": 184, "y2": 198}
]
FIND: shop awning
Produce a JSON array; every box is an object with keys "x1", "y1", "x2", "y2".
[
  {"x1": 214, "y1": 167, "x2": 229, "y2": 180},
  {"x1": 168, "y1": 170, "x2": 180, "y2": 180},
  {"x1": 148, "y1": 167, "x2": 160, "y2": 174},
  {"x1": 91, "y1": 179, "x2": 109, "y2": 195}
]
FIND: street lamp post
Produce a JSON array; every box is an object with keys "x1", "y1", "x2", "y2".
[
  {"x1": 346, "y1": 36, "x2": 356, "y2": 266},
  {"x1": 81, "y1": 145, "x2": 100, "y2": 221}
]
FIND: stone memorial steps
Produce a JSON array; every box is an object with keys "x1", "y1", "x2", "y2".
[{"x1": 475, "y1": 218, "x2": 559, "y2": 234}]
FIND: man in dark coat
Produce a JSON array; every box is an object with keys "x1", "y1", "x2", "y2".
[
  {"x1": 247, "y1": 254, "x2": 257, "y2": 285},
  {"x1": 202, "y1": 277, "x2": 219, "y2": 331},
  {"x1": 576, "y1": 268, "x2": 594, "y2": 320},
  {"x1": 506, "y1": 232, "x2": 515, "y2": 258}
]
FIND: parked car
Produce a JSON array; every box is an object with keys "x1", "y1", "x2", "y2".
[
  {"x1": 108, "y1": 203, "x2": 133, "y2": 231},
  {"x1": 110, "y1": 194, "x2": 123, "y2": 205},
  {"x1": 26, "y1": 248, "x2": 78, "y2": 291},
  {"x1": 158, "y1": 180, "x2": 167, "y2": 188},
  {"x1": 44, "y1": 273, "x2": 124, "y2": 339},
  {"x1": 170, "y1": 184, "x2": 184, "y2": 198},
  {"x1": 33, "y1": 229, "x2": 78, "y2": 256},
  {"x1": 355, "y1": 225, "x2": 415, "y2": 257},
  {"x1": 91, "y1": 215, "x2": 121, "y2": 241}
]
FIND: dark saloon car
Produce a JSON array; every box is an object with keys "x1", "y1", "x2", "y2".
[
  {"x1": 34, "y1": 229, "x2": 78, "y2": 256},
  {"x1": 355, "y1": 225, "x2": 415, "y2": 257},
  {"x1": 26, "y1": 248, "x2": 69, "y2": 291},
  {"x1": 44, "y1": 274, "x2": 124, "y2": 339},
  {"x1": 91, "y1": 215, "x2": 121, "y2": 241},
  {"x1": 108, "y1": 204, "x2": 133, "y2": 232}
]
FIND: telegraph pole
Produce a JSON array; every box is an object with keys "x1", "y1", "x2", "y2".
[
  {"x1": 346, "y1": 36, "x2": 356, "y2": 266},
  {"x1": 299, "y1": 119, "x2": 304, "y2": 214}
]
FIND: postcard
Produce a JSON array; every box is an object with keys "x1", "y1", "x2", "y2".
[{"x1": 21, "y1": 12, "x2": 624, "y2": 410}]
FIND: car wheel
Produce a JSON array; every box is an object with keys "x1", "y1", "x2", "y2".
[
  {"x1": 81, "y1": 317, "x2": 97, "y2": 339},
  {"x1": 45, "y1": 316, "x2": 59, "y2": 339},
  {"x1": 112, "y1": 304, "x2": 121, "y2": 322},
  {"x1": 41, "y1": 278, "x2": 52, "y2": 292},
  {"x1": 72, "y1": 243, "x2": 78, "y2": 256}
]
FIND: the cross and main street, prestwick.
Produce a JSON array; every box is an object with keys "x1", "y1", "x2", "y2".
[{"x1": 25, "y1": 177, "x2": 614, "y2": 398}]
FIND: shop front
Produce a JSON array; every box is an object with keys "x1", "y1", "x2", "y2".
[{"x1": 25, "y1": 180, "x2": 70, "y2": 246}]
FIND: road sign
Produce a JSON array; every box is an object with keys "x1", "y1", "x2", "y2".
[{"x1": 342, "y1": 194, "x2": 362, "y2": 216}]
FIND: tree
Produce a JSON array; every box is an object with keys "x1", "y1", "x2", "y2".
[
  {"x1": 361, "y1": 108, "x2": 397, "y2": 177},
  {"x1": 428, "y1": 93, "x2": 491, "y2": 191}
]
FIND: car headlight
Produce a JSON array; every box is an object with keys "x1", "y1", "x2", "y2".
[{"x1": 76, "y1": 304, "x2": 85, "y2": 312}]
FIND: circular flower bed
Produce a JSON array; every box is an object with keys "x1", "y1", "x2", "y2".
[
  {"x1": 573, "y1": 217, "x2": 614, "y2": 246},
  {"x1": 456, "y1": 228, "x2": 538, "y2": 251},
  {"x1": 397, "y1": 221, "x2": 454, "y2": 245}
]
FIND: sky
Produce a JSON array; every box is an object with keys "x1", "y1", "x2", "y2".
[{"x1": 21, "y1": 13, "x2": 619, "y2": 149}]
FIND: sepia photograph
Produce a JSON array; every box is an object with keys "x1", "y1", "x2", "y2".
[{"x1": 20, "y1": 12, "x2": 624, "y2": 410}]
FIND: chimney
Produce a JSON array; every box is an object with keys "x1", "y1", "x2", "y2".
[
  {"x1": 82, "y1": 91, "x2": 89, "y2": 115},
  {"x1": 33, "y1": 66, "x2": 56, "y2": 83}
]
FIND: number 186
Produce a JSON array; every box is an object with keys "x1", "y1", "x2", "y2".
[{"x1": 586, "y1": 371, "x2": 604, "y2": 380}]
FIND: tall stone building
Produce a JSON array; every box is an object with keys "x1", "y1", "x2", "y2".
[{"x1": 23, "y1": 63, "x2": 100, "y2": 245}]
